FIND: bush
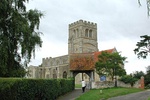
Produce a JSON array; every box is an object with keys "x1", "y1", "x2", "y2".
[
  {"x1": 119, "y1": 75, "x2": 138, "y2": 87},
  {"x1": 145, "y1": 84, "x2": 150, "y2": 89},
  {"x1": 0, "y1": 78, "x2": 74, "y2": 100}
]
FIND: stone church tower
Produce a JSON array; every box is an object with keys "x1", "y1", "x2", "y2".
[
  {"x1": 68, "y1": 20, "x2": 98, "y2": 54},
  {"x1": 28, "y1": 20, "x2": 118, "y2": 88}
]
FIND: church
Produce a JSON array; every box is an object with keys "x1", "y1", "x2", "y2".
[{"x1": 28, "y1": 20, "x2": 117, "y2": 88}]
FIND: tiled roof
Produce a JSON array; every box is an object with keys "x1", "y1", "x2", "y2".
[
  {"x1": 69, "y1": 53, "x2": 94, "y2": 71},
  {"x1": 94, "y1": 48, "x2": 116, "y2": 62},
  {"x1": 69, "y1": 48, "x2": 116, "y2": 71}
]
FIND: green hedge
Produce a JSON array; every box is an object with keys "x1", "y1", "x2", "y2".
[{"x1": 0, "y1": 78, "x2": 74, "y2": 100}]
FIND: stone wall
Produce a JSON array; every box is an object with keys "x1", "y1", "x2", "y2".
[
  {"x1": 92, "y1": 78, "x2": 143, "y2": 89},
  {"x1": 28, "y1": 55, "x2": 70, "y2": 79}
]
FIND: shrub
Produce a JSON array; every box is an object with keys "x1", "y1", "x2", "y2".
[
  {"x1": 119, "y1": 75, "x2": 138, "y2": 87},
  {"x1": 0, "y1": 78, "x2": 74, "y2": 100},
  {"x1": 145, "y1": 84, "x2": 150, "y2": 89}
]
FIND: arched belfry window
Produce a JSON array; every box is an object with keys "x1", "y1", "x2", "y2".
[
  {"x1": 89, "y1": 30, "x2": 92, "y2": 38},
  {"x1": 85, "y1": 29, "x2": 88, "y2": 37},
  {"x1": 73, "y1": 30, "x2": 76, "y2": 38},
  {"x1": 63, "y1": 71, "x2": 67, "y2": 78}
]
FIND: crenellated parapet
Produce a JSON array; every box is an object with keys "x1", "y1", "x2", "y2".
[
  {"x1": 42, "y1": 57, "x2": 52, "y2": 63},
  {"x1": 68, "y1": 19, "x2": 98, "y2": 54},
  {"x1": 42, "y1": 55, "x2": 69, "y2": 67},
  {"x1": 69, "y1": 19, "x2": 97, "y2": 28}
]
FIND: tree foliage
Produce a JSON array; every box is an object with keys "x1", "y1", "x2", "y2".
[
  {"x1": 133, "y1": 71, "x2": 145, "y2": 79},
  {"x1": 134, "y1": 35, "x2": 150, "y2": 59},
  {"x1": 136, "y1": 1, "x2": 150, "y2": 59},
  {"x1": 144, "y1": 66, "x2": 150, "y2": 86},
  {"x1": 138, "y1": 0, "x2": 150, "y2": 16},
  {"x1": 146, "y1": 65, "x2": 150, "y2": 72},
  {"x1": 95, "y1": 51, "x2": 126, "y2": 81},
  {"x1": 121, "y1": 69, "x2": 150, "y2": 87},
  {"x1": 119, "y1": 74, "x2": 138, "y2": 87},
  {"x1": 0, "y1": 0, "x2": 43, "y2": 77}
]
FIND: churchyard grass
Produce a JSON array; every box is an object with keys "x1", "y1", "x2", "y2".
[
  {"x1": 75, "y1": 87, "x2": 144, "y2": 100},
  {"x1": 75, "y1": 84, "x2": 82, "y2": 88}
]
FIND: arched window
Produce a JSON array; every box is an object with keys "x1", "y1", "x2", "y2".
[
  {"x1": 85, "y1": 29, "x2": 88, "y2": 37},
  {"x1": 73, "y1": 30, "x2": 76, "y2": 38},
  {"x1": 89, "y1": 30, "x2": 92, "y2": 38},
  {"x1": 63, "y1": 71, "x2": 67, "y2": 78}
]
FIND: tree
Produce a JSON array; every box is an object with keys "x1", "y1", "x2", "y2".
[
  {"x1": 138, "y1": 0, "x2": 150, "y2": 16},
  {"x1": 135, "y1": 1, "x2": 150, "y2": 58},
  {"x1": 134, "y1": 35, "x2": 150, "y2": 59},
  {"x1": 0, "y1": 0, "x2": 43, "y2": 77},
  {"x1": 95, "y1": 51, "x2": 126, "y2": 81},
  {"x1": 146, "y1": 65, "x2": 150, "y2": 72},
  {"x1": 144, "y1": 66, "x2": 150, "y2": 87},
  {"x1": 133, "y1": 71, "x2": 145, "y2": 79},
  {"x1": 119, "y1": 74, "x2": 138, "y2": 87}
]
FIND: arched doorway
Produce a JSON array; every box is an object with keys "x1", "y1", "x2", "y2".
[
  {"x1": 69, "y1": 53, "x2": 95, "y2": 89},
  {"x1": 72, "y1": 71, "x2": 94, "y2": 89}
]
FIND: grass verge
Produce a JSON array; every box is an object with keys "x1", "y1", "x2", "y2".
[
  {"x1": 75, "y1": 87, "x2": 144, "y2": 100},
  {"x1": 75, "y1": 84, "x2": 82, "y2": 88}
]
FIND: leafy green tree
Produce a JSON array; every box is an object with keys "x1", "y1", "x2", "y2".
[
  {"x1": 119, "y1": 74, "x2": 138, "y2": 87},
  {"x1": 146, "y1": 65, "x2": 150, "y2": 71},
  {"x1": 135, "y1": 1, "x2": 150, "y2": 58},
  {"x1": 95, "y1": 51, "x2": 126, "y2": 81},
  {"x1": 133, "y1": 71, "x2": 145, "y2": 79},
  {"x1": 95, "y1": 52, "x2": 110, "y2": 77},
  {"x1": 144, "y1": 66, "x2": 150, "y2": 86},
  {"x1": 136, "y1": 1, "x2": 150, "y2": 59},
  {"x1": 134, "y1": 35, "x2": 150, "y2": 59},
  {"x1": 0, "y1": 0, "x2": 43, "y2": 77}
]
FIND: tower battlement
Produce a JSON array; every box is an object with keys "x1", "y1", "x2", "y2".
[
  {"x1": 69, "y1": 20, "x2": 97, "y2": 28},
  {"x1": 68, "y1": 19, "x2": 98, "y2": 54}
]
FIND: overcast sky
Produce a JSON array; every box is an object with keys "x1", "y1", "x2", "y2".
[{"x1": 27, "y1": 0, "x2": 150, "y2": 74}]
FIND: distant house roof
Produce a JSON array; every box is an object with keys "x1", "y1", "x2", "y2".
[{"x1": 69, "y1": 48, "x2": 117, "y2": 71}]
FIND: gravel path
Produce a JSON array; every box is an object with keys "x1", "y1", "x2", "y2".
[{"x1": 108, "y1": 89, "x2": 150, "y2": 100}]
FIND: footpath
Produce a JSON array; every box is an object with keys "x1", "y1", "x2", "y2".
[
  {"x1": 57, "y1": 88, "x2": 150, "y2": 100},
  {"x1": 108, "y1": 89, "x2": 150, "y2": 100},
  {"x1": 57, "y1": 88, "x2": 89, "y2": 100}
]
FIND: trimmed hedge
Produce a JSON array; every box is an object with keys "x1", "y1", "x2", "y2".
[{"x1": 0, "y1": 78, "x2": 74, "y2": 100}]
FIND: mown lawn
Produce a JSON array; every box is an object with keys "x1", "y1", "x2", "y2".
[
  {"x1": 75, "y1": 84, "x2": 82, "y2": 88},
  {"x1": 75, "y1": 87, "x2": 144, "y2": 100}
]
